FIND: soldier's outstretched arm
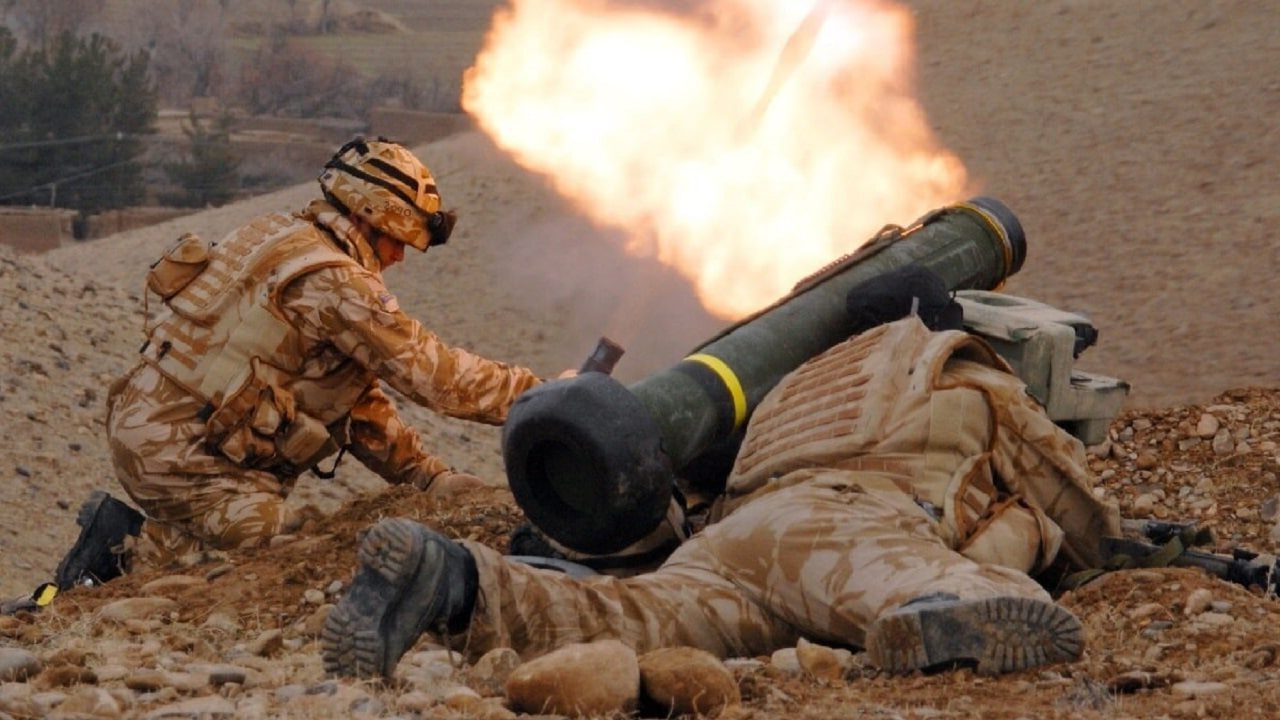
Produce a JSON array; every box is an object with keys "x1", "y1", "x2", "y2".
[{"x1": 284, "y1": 266, "x2": 542, "y2": 425}]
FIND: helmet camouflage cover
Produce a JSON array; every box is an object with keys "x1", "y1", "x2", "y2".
[{"x1": 318, "y1": 137, "x2": 444, "y2": 251}]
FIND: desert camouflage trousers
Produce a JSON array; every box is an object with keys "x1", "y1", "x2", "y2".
[
  {"x1": 458, "y1": 471, "x2": 1051, "y2": 661},
  {"x1": 108, "y1": 365, "x2": 301, "y2": 565}
]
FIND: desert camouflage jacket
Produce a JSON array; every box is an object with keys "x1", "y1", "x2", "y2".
[{"x1": 122, "y1": 200, "x2": 541, "y2": 484}]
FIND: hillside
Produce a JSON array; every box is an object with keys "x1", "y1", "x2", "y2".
[{"x1": 1, "y1": 0, "x2": 1278, "y2": 718}]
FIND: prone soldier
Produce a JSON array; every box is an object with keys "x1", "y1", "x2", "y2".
[{"x1": 320, "y1": 267, "x2": 1123, "y2": 678}]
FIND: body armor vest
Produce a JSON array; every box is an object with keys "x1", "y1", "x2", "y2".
[
  {"x1": 727, "y1": 317, "x2": 1005, "y2": 500},
  {"x1": 141, "y1": 213, "x2": 370, "y2": 471},
  {"x1": 723, "y1": 317, "x2": 1119, "y2": 573}
]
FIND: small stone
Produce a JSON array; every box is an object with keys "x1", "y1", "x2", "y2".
[
  {"x1": 474, "y1": 697, "x2": 518, "y2": 720},
  {"x1": 1184, "y1": 588, "x2": 1213, "y2": 615},
  {"x1": 795, "y1": 638, "x2": 853, "y2": 681},
  {"x1": 206, "y1": 665, "x2": 249, "y2": 687},
  {"x1": 38, "y1": 664, "x2": 97, "y2": 687},
  {"x1": 1135, "y1": 451, "x2": 1159, "y2": 470},
  {"x1": 443, "y1": 685, "x2": 482, "y2": 712},
  {"x1": 295, "y1": 604, "x2": 332, "y2": 638},
  {"x1": 396, "y1": 690, "x2": 437, "y2": 712},
  {"x1": 302, "y1": 589, "x2": 325, "y2": 605},
  {"x1": 723, "y1": 658, "x2": 766, "y2": 673},
  {"x1": 769, "y1": 647, "x2": 802, "y2": 676},
  {"x1": 0, "y1": 615, "x2": 22, "y2": 637},
  {"x1": 1171, "y1": 680, "x2": 1230, "y2": 697},
  {"x1": 95, "y1": 664, "x2": 129, "y2": 683},
  {"x1": 1194, "y1": 612, "x2": 1234, "y2": 627},
  {"x1": 56, "y1": 686, "x2": 122, "y2": 718},
  {"x1": 305, "y1": 680, "x2": 338, "y2": 697},
  {"x1": 140, "y1": 575, "x2": 207, "y2": 596},
  {"x1": 466, "y1": 647, "x2": 521, "y2": 696},
  {"x1": 98, "y1": 597, "x2": 179, "y2": 624},
  {"x1": 1131, "y1": 494, "x2": 1157, "y2": 515},
  {"x1": 204, "y1": 565, "x2": 234, "y2": 582},
  {"x1": 1131, "y1": 603, "x2": 1167, "y2": 620},
  {"x1": 1195, "y1": 413, "x2": 1220, "y2": 438},
  {"x1": 1212, "y1": 429, "x2": 1234, "y2": 455},
  {"x1": 1244, "y1": 645, "x2": 1278, "y2": 669},
  {"x1": 124, "y1": 669, "x2": 169, "y2": 692},
  {"x1": 248, "y1": 629, "x2": 283, "y2": 657},
  {"x1": 274, "y1": 685, "x2": 306, "y2": 703},
  {"x1": 0, "y1": 647, "x2": 42, "y2": 682},
  {"x1": 201, "y1": 611, "x2": 239, "y2": 634},
  {"x1": 144, "y1": 694, "x2": 236, "y2": 719},
  {"x1": 1107, "y1": 670, "x2": 1174, "y2": 694}
]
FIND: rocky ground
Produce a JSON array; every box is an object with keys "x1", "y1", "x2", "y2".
[
  {"x1": 1, "y1": 0, "x2": 1278, "y2": 718},
  {"x1": 2, "y1": 393, "x2": 1280, "y2": 719}
]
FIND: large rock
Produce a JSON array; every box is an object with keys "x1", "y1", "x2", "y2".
[
  {"x1": 505, "y1": 640, "x2": 639, "y2": 717},
  {"x1": 638, "y1": 646, "x2": 740, "y2": 716}
]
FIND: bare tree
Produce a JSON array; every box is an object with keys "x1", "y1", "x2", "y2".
[
  {"x1": 129, "y1": 0, "x2": 229, "y2": 104},
  {"x1": 7, "y1": 0, "x2": 104, "y2": 48},
  {"x1": 318, "y1": 0, "x2": 334, "y2": 35}
]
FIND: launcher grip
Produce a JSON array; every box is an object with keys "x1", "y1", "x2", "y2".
[{"x1": 579, "y1": 336, "x2": 625, "y2": 375}]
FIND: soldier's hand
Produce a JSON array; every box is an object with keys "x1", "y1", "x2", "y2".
[
  {"x1": 422, "y1": 471, "x2": 487, "y2": 501},
  {"x1": 557, "y1": 368, "x2": 579, "y2": 379}
]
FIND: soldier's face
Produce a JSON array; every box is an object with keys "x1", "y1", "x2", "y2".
[{"x1": 374, "y1": 235, "x2": 406, "y2": 268}]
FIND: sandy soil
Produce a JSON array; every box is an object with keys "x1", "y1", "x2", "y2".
[{"x1": 0, "y1": 1, "x2": 1278, "y2": 718}]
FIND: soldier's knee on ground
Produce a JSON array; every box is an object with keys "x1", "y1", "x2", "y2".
[{"x1": 207, "y1": 495, "x2": 298, "y2": 549}]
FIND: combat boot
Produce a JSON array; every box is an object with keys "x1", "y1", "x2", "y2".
[
  {"x1": 865, "y1": 593, "x2": 1083, "y2": 675},
  {"x1": 54, "y1": 491, "x2": 145, "y2": 590},
  {"x1": 322, "y1": 518, "x2": 478, "y2": 679}
]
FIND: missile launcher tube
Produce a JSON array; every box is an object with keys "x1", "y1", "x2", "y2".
[{"x1": 503, "y1": 197, "x2": 1027, "y2": 554}]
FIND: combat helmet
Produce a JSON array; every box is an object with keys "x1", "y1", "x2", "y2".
[{"x1": 318, "y1": 136, "x2": 456, "y2": 251}]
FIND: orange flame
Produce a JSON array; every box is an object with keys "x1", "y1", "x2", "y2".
[{"x1": 464, "y1": 0, "x2": 970, "y2": 318}]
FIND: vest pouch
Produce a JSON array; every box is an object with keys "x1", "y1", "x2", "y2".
[
  {"x1": 276, "y1": 411, "x2": 339, "y2": 470},
  {"x1": 206, "y1": 376, "x2": 278, "y2": 467},
  {"x1": 205, "y1": 360, "x2": 297, "y2": 469},
  {"x1": 147, "y1": 233, "x2": 211, "y2": 299},
  {"x1": 217, "y1": 424, "x2": 277, "y2": 466}
]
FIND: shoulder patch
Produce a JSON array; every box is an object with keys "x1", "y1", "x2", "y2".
[{"x1": 377, "y1": 291, "x2": 400, "y2": 313}]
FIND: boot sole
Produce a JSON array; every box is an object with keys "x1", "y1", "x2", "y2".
[
  {"x1": 321, "y1": 518, "x2": 441, "y2": 678},
  {"x1": 865, "y1": 596, "x2": 1083, "y2": 675}
]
